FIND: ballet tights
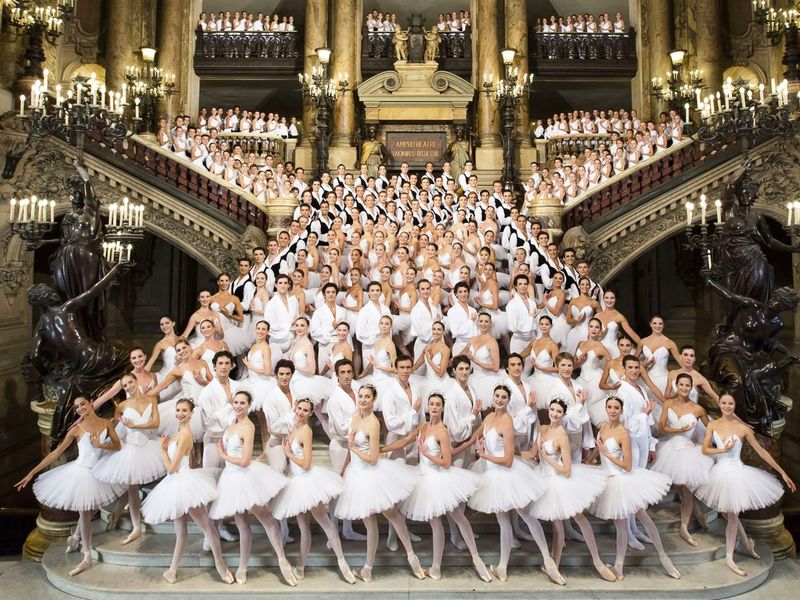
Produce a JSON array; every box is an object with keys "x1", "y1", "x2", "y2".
[
  {"x1": 127, "y1": 485, "x2": 142, "y2": 533},
  {"x1": 496, "y1": 510, "x2": 553, "y2": 576},
  {"x1": 233, "y1": 514, "x2": 252, "y2": 576},
  {"x1": 250, "y1": 505, "x2": 289, "y2": 561},
  {"x1": 612, "y1": 510, "x2": 677, "y2": 579},
  {"x1": 362, "y1": 507, "x2": 417, "y2": 574},
  {"x1": 723, "y1": 512, "x2": 752, "y2": 574},
  {"x1": 166, "y1": 508, "x2": 228, "y2": 579},
  {"x1": 431, "y1": 506, "x2": 481, "y2": 577},
  {"x1": 678, "y1": 485, "x2": 695, "y2": 541},
  {"x1": 296, "y1": 504, "x2": 348, "y2": 570},
  {"x1": 69, "y1": 510, "x2": 94, "y2": 575}
]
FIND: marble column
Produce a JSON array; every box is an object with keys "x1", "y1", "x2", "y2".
[
  {"x1": 329, "y1": 0, "x2": 358, "y2": 168},
  {"x1": 505, "y1": 0, "x2": 530, "y2": 143},
  {"x1": 695, "y1": 0, "x2": 724, "y2": 91},
  {"x1": 104, "y1": 0, "x2": 134, "y2": 90},
  {"x1": 156, "y1": 0, "x2": 187, "y2": 121},
  {"x1": 648, "y1": 0, "x2": 673, "y2": 119},
  {"x1": 297, "y1": 0, "x2": 328, "y2": 164},
  {"x1": 475, "y1": 0, "x2": 502, "y2": 170}
]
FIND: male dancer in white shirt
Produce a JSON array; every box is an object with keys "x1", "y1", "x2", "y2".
[
  {"x1": 506, "y1": 275, "x2": 538, "y2": 354},
  {"x1": 355, "y1": 281, "x2": 390, "y2": 365},
  {"x1": 409, "y1": 279, "x2": 443, "y2": 360}
]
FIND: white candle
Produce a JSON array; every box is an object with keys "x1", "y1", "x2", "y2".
[
  {"x1": 138, "y1": 205, "x2": 144, "y2": 227},
  {"x1": 686, "y1": 202, "x2": 694, "y2": 225},
  {"x1": 771, "y1": 78, "x2": 777, "y2": 95},
  {"x1": 739, "y1": 87, "x2": 746, "y2": 106},
  {"x1": 684, "y1": 103, "x2": 690, "y2": 123},
  {"x1": 9, "y1": 198, "x2": 16, "y2": 222},
  {"x1": 31, "y1": 196, "x2": 38, "y2": 221},
  {"x1": 700, "y1": 194, "x2": 707, "y2": 225},
  {"x1": 76, "y1": 83, "x2": 82, "y2": 104},
  {"x1": 21, "y1": 199, "x2": 29, "y2": 222},
  {"x1": 715, "y1": 199, "x2": 723, "y2": 223},
  {"x1": 759, "y1": 83, "x2": 765, "y2": 104},
  {"x1": 49, "y1": 200, "x2": 55, "y2": 223},
  {"x1": 788, "y1": 203, "x2": 794, "y2": 226},
  {"x1": 18, "y1": 94, "x2": 25, "y2": 116},
  {"x1": 695, "y1": 87, "x2": 702, "y2": 108},
  {"x1": 55, "y1": 84, "x2": 62, "y2": 106},
  {"x1": 109, "y1": 203, "x2": 117, "y2": 226},
  {"x1": 134, "y1": 97, "x2": 140, "y2": 120},
  {"x1": 108, "y1": 90, "x2": 115, "y2": 111},
  {"x1": 121, "y1": 83, "x2": 127, "y2": 105},
  {"x1": 43, "y1": 68, "x2": 48, "y2": 93},
  {"x1": 795, "y1": 201, "x2": 800, "y2": 226},
  {"x1": 706, "y1": 251, "x2": 712, "y2": 269},
  {"x1": 126, "y1": 243, "x2": 132, "y2": 262},
  {"x1": 101, "y1": 85, "x2": 106, "y2": 108}
]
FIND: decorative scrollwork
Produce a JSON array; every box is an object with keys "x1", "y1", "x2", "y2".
[
  {"x1": 383, "y1": 73, "x2": 401, "y2": 92},
  {"x1": 430, "y1": 71, "x2": 449, "y2": 93}
]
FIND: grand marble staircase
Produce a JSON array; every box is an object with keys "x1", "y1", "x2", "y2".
[{"x1": 40, "y1": 446, "x2": 774, "y2": 599}]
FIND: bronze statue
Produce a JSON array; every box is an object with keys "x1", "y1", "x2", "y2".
[
  {"x1": 25, "y1": 262, "x2": 129, "y2": 445},
  {"x1": 703, "y1": 274, "x2": 799, "y2": 434},
  {"x1": 359, "y1": 125, "x2": 389, "y2": 178},
  {"x1": 715, "y1": 161, "x2": 800, "y2": 304},
  {"x1": 51, "y1": 161, "x2": 108, "y2": 340},
  {"x1": 444, "y1": 126, "x2": 470, "y2": 183}
]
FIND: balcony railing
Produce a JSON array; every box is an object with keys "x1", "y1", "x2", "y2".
[
  {"x1": 193, "y1": 29, "x2": 303, "y2": 76},
  {"x1": 536, "y1": 133, "x2": 613, "y2": 166},
  {"x1": 86, "y1": 131, "x2": 269, "y2": 231},
  {"x1": 361, "y1": 30, "x2": 472, "y2": 77},
  {"x1": 215, "y1": 132, "x2": 287, "y2": 160},
  {"x1": 530, "y1": 29, "x2": 637, "y2": 77}
]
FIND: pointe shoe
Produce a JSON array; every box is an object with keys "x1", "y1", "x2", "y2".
[
  {"x1": 489, "y1": 565, "x2": 507, "y2": 583},
  {"x1": 633, "y1": 528, "x2": 652, "y2": 545},
  {"x1": 513, "y1": 528, "x2": 535, "y2": 542},
  {"x1": 407, "y1": 553, "x2": 425, "y2": 580},
  {"x1": 235, "y1": 568, "x2": 247, "y2": 585},
  {"x1": 215, "y1": 560, "x2": 234, "y2": 585},
  {"x1": 472, "y1": 556, "x2": 492, "y2": 583},
  {"x1": 596, "y1": 562, "x2": 617, "y2": 582},
  {"x1": 744, "y1": 538, "x2": 761, "y2": 559},
  {"x1": 162, "y1": 569, "x2": 177, "y2": 584},
  {"x1": 725, "y1": 557, "x2": 747, "y2": 577},
  {"x1": 613, "y1": 563, "x2": 625, "y2": 581},
  {"x1": 542, "y1": 557, "x2": 566, "y2": 586},
  {"x1": 69, "y1": 556, "x2": 92, "y2": 577},
  {"x1": 424, "y1": 567, "x2": 442, "y2": 580},
  {"x1": 342, "y1": 529, "x2": 368, "y2": 542},
  {"x1": 105, "y1": 510, "x2": 121, "y2": 532},
  {"x1": 293, "y1": 566, "x2": 305, "y2": 580},
  {"x1": 65, "y1": 529, "x2": 80, "y2": 554},
  {"x1": 565, "y1": 527, "x2": 585, "y2": 543},
  {"x1": 679, "y1": 527, "x2": 698, "y2": 547},
  {"x1": 353, "y1": 567, "x2": 373, "y2": 583},
  {"x1": 278, "y1": 558, "x2": 298, "y2": 587},
  {"x1": 409, "y1": 531, "x2": 422, "y2": 543},
  {"x1": 510, "y1": 537, "x2": 521, "y2": 549},
  {"x1": 202, "y1": 536, "x2": 211, "y2": 553},
  {"x1": 338, "y1": 559, "x2": 356, "y2": 584},
  {"x1": 386, "y1": 531, "x2": 399, "y2": 552},
  {"x1": 121, "y1": 528, "x2": 142, "y2": 546},
  {"x1": 451, "y1": 535, "x2": 467, "y2": 551}
]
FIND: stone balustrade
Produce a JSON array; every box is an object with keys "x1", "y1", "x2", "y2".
[
  {"x1": 193, "y1": 29, "x2": 303, "y2": 75},
  {"x1": 530, "y1": 29, "x2": 637, "y2": 77},
  {"x1": 215, "y1": 132, "x2": 288, "y2": 160}
]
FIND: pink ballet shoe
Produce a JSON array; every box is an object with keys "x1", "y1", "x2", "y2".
[
  {"x1": 353, "y1": 566, "x2": 373, "y2": 583},
  {"x1": 162, "y1": 569, "x2": 178, "y2": 584},
  {"x1": 121, "y1": 528, "x2": 142, "y2": 546},
  {"x1": 69, "y1": 556, "x2": 92, "y2": 577}
]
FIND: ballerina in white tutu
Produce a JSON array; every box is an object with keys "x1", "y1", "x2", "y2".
[
  {"x1": 180, "y1": 289, "x2": 224, "y2": 348},
  {"x1": 381, "y1": 393, "x2": 491, "y2": 582},
  {"x1": 697, "y1": 394, "x2": 796, "y2": 577},
  {"x1": 334, "y1": 383, "x2": 425, "y2": 583},
  {"x1": 652, "y1": 373, "x2": 713, "y2": 546},
  {"x1": 270, "y1": 398, "x2": 356, "y2": 584},
  {"x1": 410, "y1": 321, "x2": 451, "y2": 399},
  {"x1": 527, "y1": 399, "x2": 616, "y2": 582},
  {"x1": 590, "y1": 396, "x2": 680, "y2": 581},
  {"x1": 286, "y1": 316, "x2": 336, "y2": 407},
  {"x1": 461, "y1": 313, "x2": 505, "y2": 408},
  {"x1": 16, "y1": 396, "x2": 124, "y2": 577},
  {"x1": 140, "y1": 399, "x2": 234, "y2": 585},
  {"x1": 93, "y1": 373, "x2": 165, "y2": 546},
  {"x1": 145, "y1": 315, "x2": 182, "y2": 401},
  {"x1": 240, "y1": 320, "x2": 273, "y2": 455},
  {"x1": 522, "y1": 315, "x2": 560, "y2": 409},
  {"x1": 454, "y1": 385, "x2": 565, "y2": 585},
  {"x1": 208, "y1": 391, "x2": 296, "y2": 586}
]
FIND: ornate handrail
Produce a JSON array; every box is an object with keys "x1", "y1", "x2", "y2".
[
  {"x1": 361, "y1": 30, "x2": 471, "y2": 60},
  {"x1": 541, "y1": 133, "x2": 613, "y2": 164},
  {"x1": 194, "y1": 29, "x2": 300, "y2": 59},
  {"x1": 215, "y1": 132, "x2": 287, "y2": 160},
  {"x1": 86, "y1": 131, "x2": 270, "y2": 230},
  {"x1": 561, "y1": 138, "x2": 705, "y2": 230},
  {"x1": 530, "y1": 29, "x2": 637, "y2": 76}
]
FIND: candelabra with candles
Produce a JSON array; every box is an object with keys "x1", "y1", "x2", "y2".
[
  {"x1": 104, "y1": 196, "x2": 144, "y2": 264},
  {"x1": 752, "y1": 1, "x2": 800, "y2": 81},
  {"x1": 8, "y1": 195, "x2": 56, "y2": 249},
  {"x1": 298, "y1": 47, "x2": 350, "y2": 176},
  {"x1": 19, "y1": 72, "x2": 130, "y2": 166},
  {"x1": 124, "y1": 47, "x2": 176, "y2": 134},
  {"x1": 694, "y1": 77, "x2": 796, "y2": 157},
  {"x1": 481, "y1": 48, "x2": 534, "y2": 190},
  {"x1": 3, "y1": 0, "x2": 74, "y2": 79},
  {"x1": 684, "y1": 194, "x2": 724, "y2": 272}
]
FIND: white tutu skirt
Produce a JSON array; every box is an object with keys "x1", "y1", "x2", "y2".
[
  {"x1": 392, "y1": 313, "x2": 414, "y2": 345},
  {"x1": 695, "y1": 462, "x2": 784, "y2": 514},
  {"x1": 530, "y1": 464, "x2": 608, "y2": 521},
  {"x1": 587, "y1": 395, "x2": 612, "y2": 427},
  {"x1": 33, "y1": 462, "x2": 125, "y2": 512},
  {"x1": 142, "y1": 468, "x2": 219, "y2": 524},
  {"x1": 240, "y1": 374, "x2": 275, "y2": 412},
  {"x1": 467, "y1": 458, "x2": 544, "y2": 514},
  {"x1": 334, "y1": 459, "x2": 419, "y2": 520},
  {"x1": 566, "y1": 323, "x2": 588, "y2": 355},
  {"x1": 403, "y1": 464, "x2": 482, "y2": 521},
  {"x1": 590, "y1": 468, "x2": 671, "y2": 520},
  {"x1": 209, "y1": 461, "x2": 288, "y2": 519},
  {"x1": 270, "y1": 467, "x2": 344, "y2": 519},
  {"x1": 157, "y1": 400, "x2": 204, "y2": 442},
  {"x1": 526, "y1": 372, "x2": 559, "y2": 409},
  {"x1": 290, "y1": 374, "x2": 336, "y2": 405},
  {"x1": 222, "y1": 325, "x2": 252, "y2": 356},
  {"x1": 93, "y1": 437, "x2": 166, "y2": 486},
  {"x1": 651, "y1": 436, "x2": 713, "y2": 489}
]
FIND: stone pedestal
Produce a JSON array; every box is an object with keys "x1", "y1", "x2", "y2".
[
  {"x1": 535, "y1": 196, "x2": 564, "y2": 240},
  {"x1": 264, "y1": 197, "x2": 300, "y2": 237},
  {"x1": 22, "y1": 400, "x2": 77, "y2": 561}
]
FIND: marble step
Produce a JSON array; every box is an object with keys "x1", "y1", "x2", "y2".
[
  {"x1": 91, "y1": 526, "x2": 728, "y2": 569},
  {"x1": 42, "y1": 544, "x2": 774, "y2": 600}
]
